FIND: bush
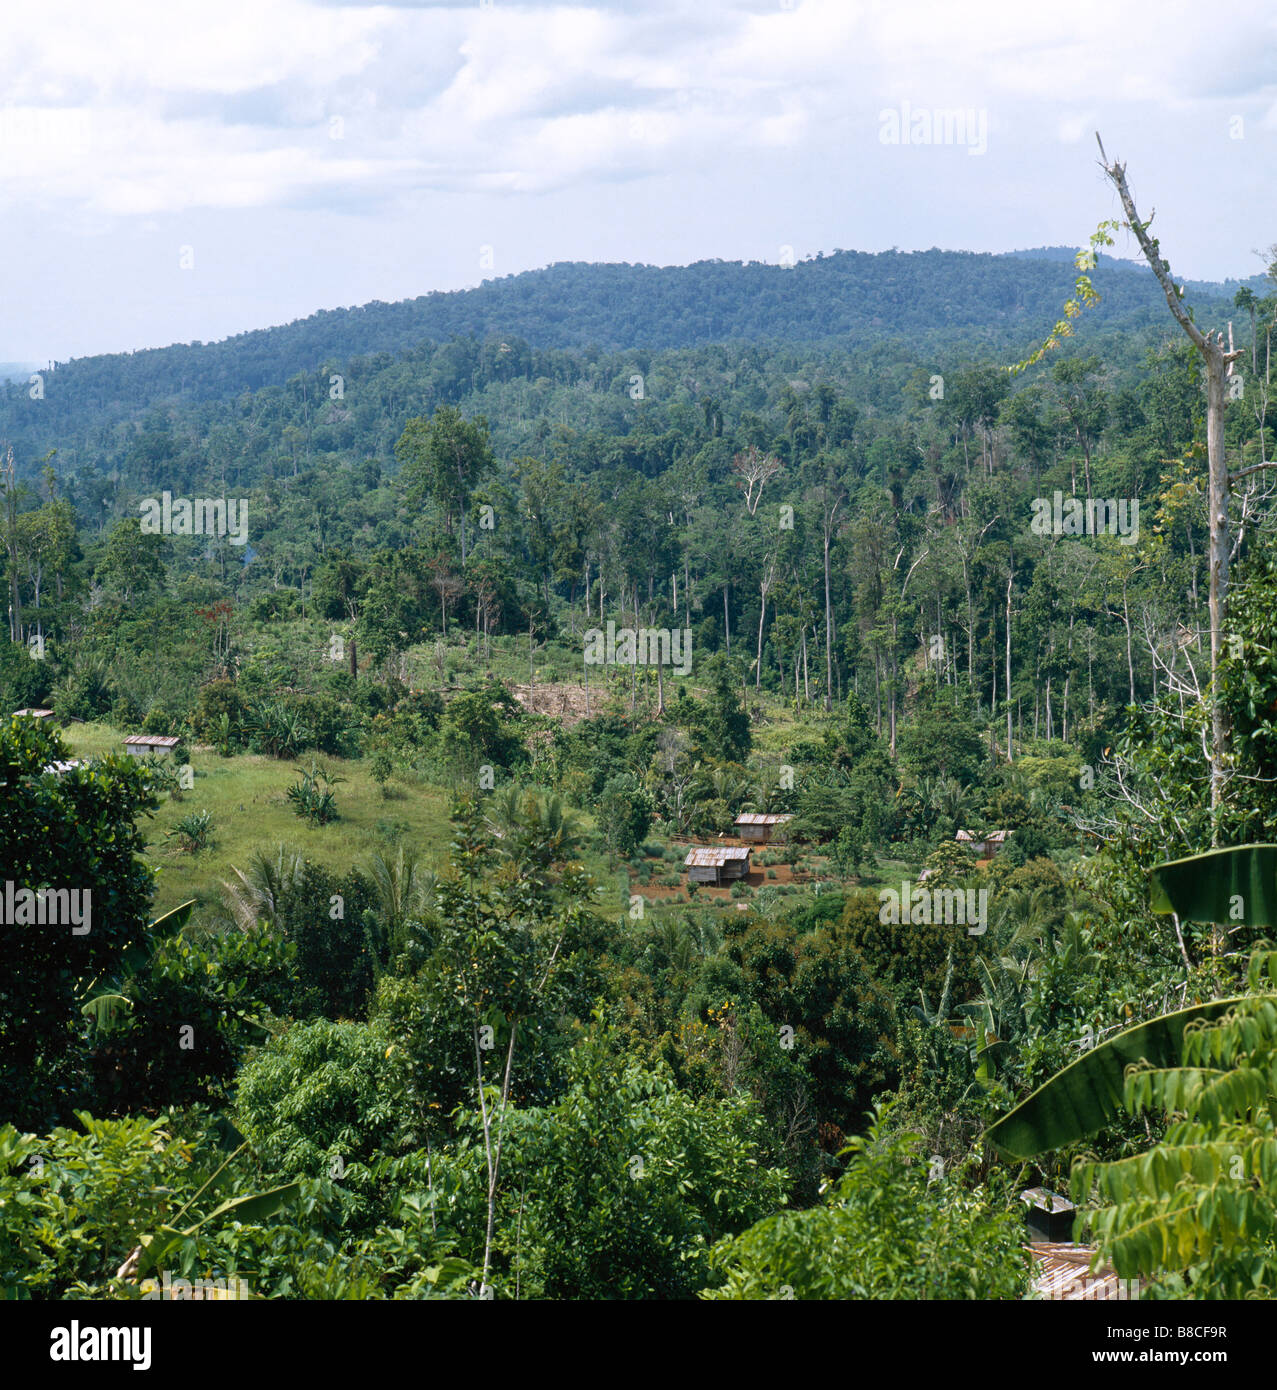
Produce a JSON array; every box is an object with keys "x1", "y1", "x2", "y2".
[
  {"x1": 369, "y1": 747, "x2": 395, "y2": 797},
  {"x1": 597, "y1": 773, "x2": 653, "y2": 857},
  {"x1": 434, "y1": 1030, "x2": 788, "y2": 1299},
  {"x1": 51, "y1": 659, "x2": 114, "y2": 722},
  {"x1": 167, "y1": 809, "x2": 214, "y2": 854},
  {"x1": 287, "y1": 762, "x2": 343, "y2": 826},
  {"x1": 109, "y1": 693, "x2": 142, "y2": 729},
  {"x1": 703, "y1": 1100, "x2": 1031, "y2": 1299},
  {"x1": 142, "y1": 706, "x2": 175, "y2": 736},
  {"x1": 192, "y1": 680, "x2": 249, "y2": 746}
]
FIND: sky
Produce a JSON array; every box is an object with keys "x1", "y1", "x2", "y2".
[{"x1": 2, "y1": 0, "x2": 1275, "y2": 362}]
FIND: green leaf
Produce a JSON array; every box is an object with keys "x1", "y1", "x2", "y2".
[
  {"x1": 189, "y1": 1181, "x2": 302, "y2": 1233},
  {"x1": 986, "y1": 996, "x2": 1265, "y2": 1159},
  {"x1": 81, "y1": 993, "x2": 132, "y2": 1032},
  {"x1": 1149, "y1": 845, "x2": 1277, "y2": 925},
  {"x1": 119, "y1": 899, "x2": 198, "y2": 975}
]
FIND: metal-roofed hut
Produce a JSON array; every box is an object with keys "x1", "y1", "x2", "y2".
[
  {"x1": 684, "y1": 846, "x2": 752, "y2": 886},
  {"x1": 955, "y1": 827, "x2": 1009, "y2": 858},
  {"x1": 123, "y1": 734, "x2": 181, "y2": 758},
  {"x1": 733, "y1": 812, "x2": 793, "y2": 844}
]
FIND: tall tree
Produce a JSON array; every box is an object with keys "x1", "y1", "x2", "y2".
[
  {"x1": 1097, "y1": 137, "x2": 1243, "y2": 835},
  {"x1": 397, "y1": 406, "x2": 496, "y2": 565}
]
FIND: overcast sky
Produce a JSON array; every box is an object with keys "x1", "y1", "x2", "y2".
[{"x1": 2, "y1": 0, "x2": 1275, "y2": 362}]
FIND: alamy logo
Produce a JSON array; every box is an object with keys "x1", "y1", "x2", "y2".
[
  {"x1": 878, "y1": 101, "x2": 988, "y2": 156},
  {"x1": 142, "y1": 1270, "x2": 250, "y2": 1300},
  {"x1": 584, "y1": 620, "x2": 692, "y2": 676},
  {"x1": 50, "y1": 1322, "x2": 151, "y2": 1370},
  {"x1": 1, "y1": 881, "x2": 90, "y2": 934},
  {"x1": 1030, "y1": 492, "x2": 1139, "y2": 545},
  {"x1": 878, "y1": 881, "x2": 987, "y2": 934},
  {"x1": 139, "y1": 491, "x2": 249, "y2": 545}
]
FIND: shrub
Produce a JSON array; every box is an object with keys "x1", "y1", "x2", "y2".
[
  {"x1": 287, "y1": 762, "x2": 344, "y2": 826},
  {"x1": 109, "y1": 694, "x2": 141, "y2": 729},
  {"x1": 167, "y1": 809, "x2": 214, "y2": 854},
  {"x1": 192, "y1": 680, "x2": 249, "y2": 747},
  {"x1": 703, "y1": 1100, "x2": 1031, "y2": 1299},
  {"x1": 143, "y1": 706, "x2": 175, "y2": 736},
  {"x1": 369, "y1": 747, "x2": 395, "y2": 797}
]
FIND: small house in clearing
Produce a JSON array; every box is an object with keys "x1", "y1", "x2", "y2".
[
  {"x1": 123, "y1": 734, "x2": 181, "y2": 758},
  {"x1": 956, "y1": 828, "x2": 1009, "y2": 858},
  {"x1": 733, "y1": 812, "x2": 793, "y2": 844},
  {"x1": 13, "y1": 708, "x2": 53, "y2": 720},
  {"x1": 685, "y1": 846, "x2": 752, "y2": 886}
]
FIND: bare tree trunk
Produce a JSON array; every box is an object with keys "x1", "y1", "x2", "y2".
[
  {"x1": 822, "y1": 514, "x2": 838, "y2": 711},
  {"x1": 1005, "y1": 571, "x2": 1014, "y2": 761},
  {"x1": 1099, "y1": 136, "x2": 1241, "y2": 839}
]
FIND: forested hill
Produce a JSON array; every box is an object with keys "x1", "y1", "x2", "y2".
[{"x1": 1, "y1": 248, "x2": 1258, "y2": 445}]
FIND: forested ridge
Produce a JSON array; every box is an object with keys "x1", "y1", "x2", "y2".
[
  {"x1": 7, "y1": 233, "x2": 1277, "y2": 1305},
  {"x1": 0, "y1": 246, "x2": 1260, "y2": 457}
]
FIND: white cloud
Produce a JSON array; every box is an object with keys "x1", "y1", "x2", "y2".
[{"x1": 1, "y1": 0, "x2": 1273, "y2": 218}]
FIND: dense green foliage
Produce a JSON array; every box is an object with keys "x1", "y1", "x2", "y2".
[{"x1": 6, "y1": 241, "x2": 1277, "y2": 1303}]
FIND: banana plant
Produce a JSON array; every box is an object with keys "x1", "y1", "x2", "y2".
[
  {"x1": 80, "y1": 899, "x2": 198, "y2": 1033},
  {"x1": 986, "y1": 845, "x2": 1277, "y2": 1160},
  {"x1": 126, "y1": 1138, "x2": 302, "y2": 1280}
]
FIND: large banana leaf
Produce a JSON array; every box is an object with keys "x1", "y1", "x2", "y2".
[
  {"x1": 1149, "y1": 844, "x2": 1277, "y2": 925},
  {"x1": 119, "y1": 899, "x2": 197, "y2": 975},
  {"x1": 986, "y1": 847, "x2": 1277, "y2": 1159},
  {"x1": 136, "y1": 1181, "x2": 303, "y2": 1278},
  {"x1": 986, "y1": 995, "x2": 1260, "y2": 1159},
  {"x1": 82, "y1": 901, "x2": 198, "y2": 1033}
]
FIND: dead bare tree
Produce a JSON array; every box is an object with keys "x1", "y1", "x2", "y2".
[
  {"x1": 731, "y1": 446, "x2": 784, "y2": 516},
  {"x1": 1097, "y1": 135, "x2": 1244, "y2": 838}
]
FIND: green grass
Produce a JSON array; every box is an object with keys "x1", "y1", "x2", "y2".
[
  {"x1": 57, "y1": 721, "x2": 125, "y2": 759},
  {"x1": 58, "y1": 722, "x2": 640, "y2": 925},
  {"x1": 62, "y1": 724, "x2": 454, "y2": 921}
]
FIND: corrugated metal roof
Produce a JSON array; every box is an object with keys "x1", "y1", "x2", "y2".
[
  {"x1": 1029, "y1": 1243, "x2": 1133, "y2": 1301},
  {"x1": 684, "y1": 847, "x2": 752, "y2": 866},
  {"x1": 124, "y1": 734, "x2": 181, "y2": 747},
  {"x1": 13, "y1": 708, "x2": 53, "y2": 717},
  {"x1": 734, "y1": 813, "x2": 793, "y2": 825}
]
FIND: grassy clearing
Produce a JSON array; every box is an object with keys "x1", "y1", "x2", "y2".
[
  {"x1": 55, "y1": 662, "x2": 911, "y2": 930},
  {"x1": 61, "y1": 725, "x2": 455, "y2": 921},
  {"x1": 57, "y1": 722, "x2": 638, "y2": 924}
]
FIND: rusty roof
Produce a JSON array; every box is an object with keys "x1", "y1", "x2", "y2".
[
  {"x1": 684, "y1": 847, "x2": 752, "y2": 866},
  {"x1": 124, "y1": 734, "x2": 181, "y2": 747},
  {"x1": 1029, "y1": 1243, "x2": 1133, "y2": 1301}
]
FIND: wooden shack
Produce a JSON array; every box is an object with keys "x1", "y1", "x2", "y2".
[
  {"x1": 956, "y1": 828, "x2": 1008, "y2": 858},
  {"x1": 123, "y1": 734, "x2": 181, "y2": 758},
  {"x1": 685, "y1": 846, "x2": 752, "y2": 886},
  {"x1": 733, "y1": 812, "x2": 793, "y2": 844}
]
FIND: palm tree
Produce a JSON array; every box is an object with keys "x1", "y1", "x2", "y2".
[
  {"x1": 484, "y1": 785, "x2": 585, "y2": 894},
  {"x1": 363, "y1": 844, "x2": 438, "y2": 974},
  {"x1": 364, "y1": 844, "x2": 436, "y2": 932},
  {"x1": 218, "y1": 845, "x2": 306, "y2": 931}
]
